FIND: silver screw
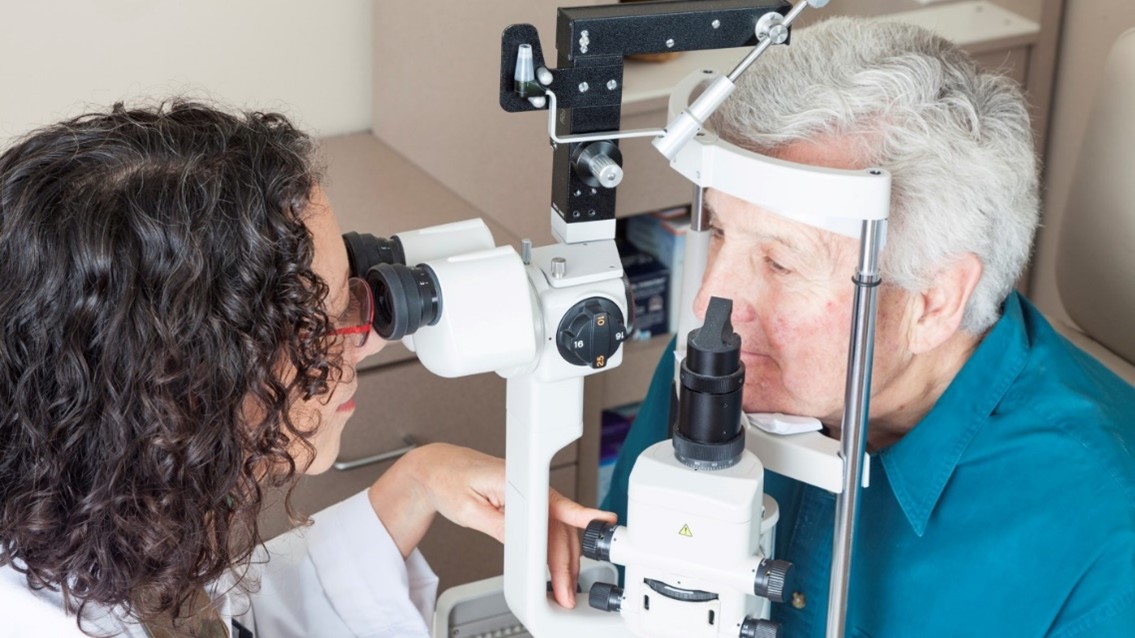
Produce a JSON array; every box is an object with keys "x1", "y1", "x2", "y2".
[
  {"x1": 756, "y1": 12, "x2": 789, "y2": 44},
  {"x1": 665, "y1": 38, "x2": 675, "y2": 48},
  {"x1": 579, "y1": 82, "x2": 589, "y2": 93},
  {"x1": 537, "y1": 67, "x2": 554, "y2": 85},
  {"x1": 769, "y1": 24, "x2": 789, "y2": 44},
  {"x1": 521, "y1": 239, "x2": 533, "y2": 265},
  {"x1": 551, "y1": 257, "x2": 567, "y2": 279},
  {"x1": 579, "y1": 30, "x2": 590, "y2": 54},
  {"x1": 606, "y1": 79, "x2": 618, "y2": 91},
  {"x1": 712, "y1": 19, "x2": 721, "y2": 29}
]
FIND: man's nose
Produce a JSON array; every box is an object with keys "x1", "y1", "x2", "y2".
[{"x1": 692, "y1": 254, "x2": 757, "y2": 324}]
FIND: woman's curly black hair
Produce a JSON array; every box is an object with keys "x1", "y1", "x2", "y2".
[{"x1": 0, "y1": 100, "x2": 340, "y2": 629}]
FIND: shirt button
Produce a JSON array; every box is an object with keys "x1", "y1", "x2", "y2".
[{"x1": 791, "y1": 591, "x2": 807, "y2": 609}]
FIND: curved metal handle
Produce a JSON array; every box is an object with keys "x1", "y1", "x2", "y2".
[{"x1": 332, "y1": 435, "x2": 418, "y2": 472}]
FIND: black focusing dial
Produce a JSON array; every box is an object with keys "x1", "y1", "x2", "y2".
[{"x1": 556, "y1": 297, "x2": 627, "y2": 368}]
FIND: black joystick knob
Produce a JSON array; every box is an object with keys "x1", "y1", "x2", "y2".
[
  {"x1": 740, "y1": 616, "x2": 782, "y2": 638},
  {"x1": 588, "y1": 582, "x2": 623, "y2": 613},
  {"x1": 582, "y1": 520, "x2": 616, "y2": 562},
  {"x1": 754, "y1": 558, "x2": 796, "y2": 604}
]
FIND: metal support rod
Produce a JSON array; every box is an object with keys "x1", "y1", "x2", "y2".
[
  {"x1": 690, "y1": 185, "x2": 708, "y2": 232},
  {"x1": 675, "y1": 184, "x2": 711, "y2": 369},
  {"x1": 544, "y1": 90, "x2": 664, "y2": 145},
  {"x1": 826, "y1": 219, "x2": 883, "y2": 638},
  {"x1": 726, "y1": 0, "x2": 810, "y2": 82},
  {"x1": 726, "y1": 34, "x2": 775, "y2": 83}
]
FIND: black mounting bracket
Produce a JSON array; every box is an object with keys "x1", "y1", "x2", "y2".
[{"x1": 500, "y1": 0, "x2": 791, "y2": 233}]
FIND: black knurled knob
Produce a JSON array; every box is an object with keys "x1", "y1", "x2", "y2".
[
  {"x1": 739, "y1": 617, "x2": 782, "y2": 638},
  {"x1": 754, "y1": 558, "x2": 795, "y2": 604},
  {"x1": 556, "y1": 298, "x2": 626, "y2": 369},
  {"x1": 588, "y1": 582, "x2": 623, "y2": 612},
  {"x1": 582, "y1": 520, "x2": 615, "y2": 562}
]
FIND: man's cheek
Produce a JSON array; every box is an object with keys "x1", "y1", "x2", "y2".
[{"x1": 773, "y1": 318, "x2": 847, "y2": 385}]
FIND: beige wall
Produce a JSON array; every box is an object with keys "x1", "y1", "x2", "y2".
[
  {"x1": 1030, "y1": 0, "x2": 1135, "y2": 322},
  {"x1": 0, "y1": 0, "x2": 372, "y2": 146}
]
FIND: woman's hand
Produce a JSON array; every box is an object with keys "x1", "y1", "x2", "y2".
[{"x1": 367, "y1": 443, "x2": 616, "y2": 608}]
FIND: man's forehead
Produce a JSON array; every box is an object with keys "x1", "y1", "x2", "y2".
[{"x1": 704, "y1": 187, "x2": 855, "y2": 263}]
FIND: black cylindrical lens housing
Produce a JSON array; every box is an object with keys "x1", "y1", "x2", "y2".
[
  {"x1": 677, "y1": 384, "x2": 744, "y2": 444},
  {"x1": 674, "y1": 296, "x2": 745, "y2": 469},
  {"x1": 367, "y1": 262, "x2": 442, "y2": 340},
  {"x1": 343, "y1": 231, "x2": 406, "y2": 277}
]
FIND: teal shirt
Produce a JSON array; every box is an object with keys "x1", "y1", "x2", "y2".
[{"x1": 602, "y1": 293, "x2": 1135, "y2": 637}]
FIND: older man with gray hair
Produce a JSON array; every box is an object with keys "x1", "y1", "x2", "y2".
[{"x1": 604, "y1": 17, "x2": 1135, "y2": 637}]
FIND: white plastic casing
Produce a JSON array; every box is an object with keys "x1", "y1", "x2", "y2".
[
  {"x1": 502, "y1": 240, "x2": 635, "y2": 637},
  {"x1": 665, "y1": 71, "x2": 891, "y2": 241},
  {"x1": 395, "y1": 218, "x2": 496, "y2": 265},
  {"x1": 410, "y1": 246, "x2": 537, "y2": 378},
  {"x1": 613, "y1": 442, "x2": 779, "y2": 637},
  {"x1": 551, "y1": 208, "x2": 618, "y2": 245}
]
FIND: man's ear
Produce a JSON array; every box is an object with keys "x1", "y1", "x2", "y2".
[{"x1": 909, "y1": 253, "x2": 983, "y2": 355}]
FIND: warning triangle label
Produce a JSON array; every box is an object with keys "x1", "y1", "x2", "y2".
[{"x1": 678, "y1": 524, "x2": 693, "y2": 538}]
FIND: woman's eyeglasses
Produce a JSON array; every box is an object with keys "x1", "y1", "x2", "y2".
[{"x1": 329, "y1": 277, "x2": 374, "y2": 349}]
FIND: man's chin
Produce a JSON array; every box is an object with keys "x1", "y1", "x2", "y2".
[
  {"x1": 742, "y1": 395, "x2": 799, "y2": 416},
  {"x1": 741, "y1": 400, "x2": 826, "y2": 421}
]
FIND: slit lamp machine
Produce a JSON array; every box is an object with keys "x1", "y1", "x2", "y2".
[{"x1": 342, "y1": 1, "x2": 891, "y2": 636}]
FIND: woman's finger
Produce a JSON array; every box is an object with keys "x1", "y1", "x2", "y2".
[
  {"x1": 547, "y1": 520, "x2": 577, "y2": 608},
  {"x1": 549, "y1": 489, "x2": 618, "y2": 529}
]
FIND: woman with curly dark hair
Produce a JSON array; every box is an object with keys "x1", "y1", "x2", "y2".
[{"x1": 0, "y1": 101, "x2": 610, "y2": 637}]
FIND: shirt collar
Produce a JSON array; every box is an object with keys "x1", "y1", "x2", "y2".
[{"x1": 879, "y1": 292, "x2": 1031, "y2": 536}]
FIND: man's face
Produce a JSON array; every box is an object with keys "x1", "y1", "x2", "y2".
[{"x1": 693, "y1": 140, "x2": 911, "y2": 424}]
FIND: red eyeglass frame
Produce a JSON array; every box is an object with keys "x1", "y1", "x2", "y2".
[{"x1": 329, "y1": 277, "x2": 374, "y2": 348}]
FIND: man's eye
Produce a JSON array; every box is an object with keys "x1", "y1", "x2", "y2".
[
  {"x1": 709, "y1": 224, "x2": 725, "y2": 239},
  {"x1": 766, "y1": 257, "x2": 791, "y2": 275}
]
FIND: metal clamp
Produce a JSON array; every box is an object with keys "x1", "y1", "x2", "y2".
[
  {"x1": 332, "y1": 435, "x2": 419, "y2": 471},
  {"x1": 755, "y1": 12, "x2": 788, "y2": 44}
]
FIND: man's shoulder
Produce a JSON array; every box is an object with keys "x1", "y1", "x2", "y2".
[
  {"x1": 985, "y1": 372, "x2": 1135, "y2": 503},
  {"x1": 972, "y1": 329, "x2": 1135, "y2": 530},
  {"x1": 1013, "y1": 295, "x2": 1135, "y2": 408},
  {"x1": 998, "y1": 298, "x2": 1135, "y2": 469}
]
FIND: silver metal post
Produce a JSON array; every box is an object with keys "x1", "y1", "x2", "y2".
[
  {"x1": 826, "y1": 219, "x2": 884, "y2": 638},
  {"x1": 544, "y1": 90, "x2": 665, "y2": 145},
  {"x1": 691, "y1": 185, "x2": 708, "y2": 231}
]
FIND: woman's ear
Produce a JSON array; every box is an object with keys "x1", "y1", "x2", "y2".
[{"x1": 908, "y1": 253, "x2": 983, "y2": 355}]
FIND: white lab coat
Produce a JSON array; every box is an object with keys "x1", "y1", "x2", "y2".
[{"x1": 0, "y1": 490, "x2": 438, "y2": 637}]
